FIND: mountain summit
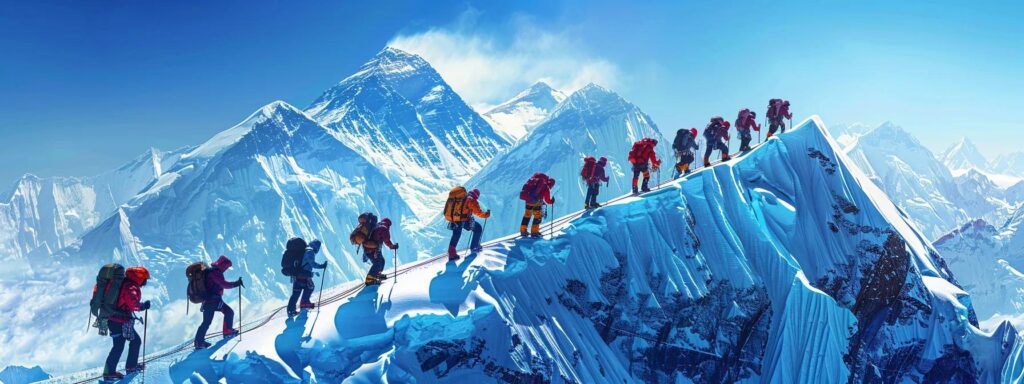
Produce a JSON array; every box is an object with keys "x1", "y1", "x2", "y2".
[
  {"x1": 483, "y1": 81, "x2": 567, "y2": 141},
  {"x1": 306, "y1": 47, "x2": 510, "y2": 220},
  {"x1": 940, "y1": 137, "x2": 989, "y2": 173},
  {"x1": 449, "y1": 83, "x2": 664, "y2": 244}
]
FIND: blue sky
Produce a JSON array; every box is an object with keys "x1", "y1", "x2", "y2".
[{"x1": 1, "y1": 0, "x2": 1021, "y2": 183}]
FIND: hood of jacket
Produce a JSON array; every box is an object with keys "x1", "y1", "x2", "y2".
[{"x1": 211, "y1": 255, "x2": 233, "y2": 271}]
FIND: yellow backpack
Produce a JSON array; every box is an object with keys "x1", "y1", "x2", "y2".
[{"x1": 444, "y1": 187, "x2": 468, "y2": 222}]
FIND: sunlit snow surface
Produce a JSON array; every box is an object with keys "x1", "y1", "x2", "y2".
[{"x1": 47, "y1": 117, "x2": 1024, "y2": 383}]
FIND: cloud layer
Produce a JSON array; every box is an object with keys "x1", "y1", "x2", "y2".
[{"x1": 388, "y1": 13, "x2": 619, "y2": 111}]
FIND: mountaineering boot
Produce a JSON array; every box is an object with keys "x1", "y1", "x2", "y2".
[
  {"x1": 631, "y1": 186, "x2": 639, "y2": 195},
  {"x1": 703, "y1": 156, "x2": 711, "y2": 167},
  {"x1": 590, "y1": 202, "x2": 601, "y2": 209},
  {"x1": 365, "y1": 275, "x2": 382, "y2": 286},
  {"x1": 584, "y1": 203, "x2": 592, "y2": 210},
  {"x1": 520, "y1": 230, "x2": 529, "y2": 238},
  {"x1": 102, "y1": 372, "x2": 125, "y2": 381},
  {"x1": 287, "y1": 309, "x2": 299, "y2": 317},
  {"x1": 471, "y1": 245, "x2": 483, "y2": 253},
  {"x1": 448, "y1": 245, "x2": 459, "y2": 260},
  {"x1": 195, "y1": 340, "x2": 212, "y2": 350},
  {"x1": 300, "y1": 302, "x2": 316, "y2": 310},
  {"x1": 530, "y1": 232, "x2": 543, "y2": 239},
  {"x1": 376, "y1": 273, "x2": 389, "y2": 281},
  {"x1": 126, "y1": 364, "x2": 145, "y2": 374},
  {"x1": 722, "y1": 154, "x2": 731, "y2": 162},
  {"x1": 223, "y1": 328, "x2": 239, "y2": 339}
]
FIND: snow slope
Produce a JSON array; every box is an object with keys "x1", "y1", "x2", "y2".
[
  {"x1": 941, "y1": 137, "x2": 990, "y2": 173},
  {"x1": 6, "y1": 101, "x2": 416, "y2": 375},
  {"x1": 306, "y1": 47, "x2": 510, "y2": 222},
  {"x1": 51, "y1": 117, "x2": 1024, "y2": 383},
  {"x1": 0, "y1": 147, "x2": 188, "y2": 267},
  {"x1": 934, "y1": 211, "x2": 1024, "y2": 328},
  {"x1": 482, "y1": 82, "x2": 567, "y2": 143},
  {"x1": 422, "y1": 83, "x2": 665, "y2": 254},
  {"x1": 844, "y1": 122, "x2": 968, "y2": 239}
]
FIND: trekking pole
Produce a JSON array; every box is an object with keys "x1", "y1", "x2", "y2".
[
  {"x1": 142, "y1": 308, "x2": 148, "y2": 382},
  {"x1": 392, "y1": 249, "x2": 397, "y2": 283},
  {"x1": 238, "y1": 286, "x2": 242, "y2": 341},
  {"x1": 549, "y1": 199, "x2": 555, "y2": 239},
  {"x1": 316, "y1": 267, "x2": 327, "y2": 308}
]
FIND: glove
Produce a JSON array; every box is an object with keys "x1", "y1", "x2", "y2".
[
  {"x1": 236, "y1": 278, "x2": 245, "y2": 288},
  {"x1": 140, "y1": 300, "x2": 151, "y2": 311},
  {"x1": 391, "y1": 243, "x2": 399, "y2": 250}
]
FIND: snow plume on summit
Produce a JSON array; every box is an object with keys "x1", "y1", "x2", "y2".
[
  {"x1": 306, "y1": 47, "x2": 510, "y2": 221},
  {"x1": 94, "y1": 117, "x2": 1024, "y2": 383},
  {"x1": 483, "y1": 81, "x2": 567, "y2": 142}
]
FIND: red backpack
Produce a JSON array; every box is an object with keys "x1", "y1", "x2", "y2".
[
  {"x1": 519, "y1": 173, "x2": 550, "y2": 202},
  {"x1": 581, "y1": 156, "x2": 597, "y2": 180}
]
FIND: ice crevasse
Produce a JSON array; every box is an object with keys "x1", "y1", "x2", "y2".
[{"x1": 53, "y1": 117, "x2": 1024, "y2": 383}]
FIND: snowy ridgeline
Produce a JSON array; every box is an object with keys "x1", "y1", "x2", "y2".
[{"x1": 46, "y1": 118, "x2": 1024, "y2": 383}]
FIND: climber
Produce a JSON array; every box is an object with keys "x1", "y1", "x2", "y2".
[
  {"x1": 443, "y1": 187, "x2": 490, "y2": 260},
  {"x1": 734, "y1": 108, "x2": 760, "y2": 151},
  {"x1": 628, "y1": 138, "x2": 661, "y2": 194},
  {"x1": 582, "y1": 156, "x2": 610, "y2": 209},
  {"x1": 519, "y1": 173, "x2": 555, "y2": 238},
  {"x1": 194, "y1": 255, "x2": 243, "y2": 349},
  {"x1": 287, "y1": 239, "x2": 327, "y2": 316},
  {"x1": 672, "y1": 128, "x2": 699, "y2": 178},
  {"x1": 102, "y1": 266, "x2": 151, "y2": 381},
  {"x1": 364, "y1": 218, "x2": 398, "y2": 286},
  {"x1": 766, "y1": 99, "x2": 792, "y2": 138},
  {"x1": 703, "y1": 117, "x2": 731, "y2": 167}
]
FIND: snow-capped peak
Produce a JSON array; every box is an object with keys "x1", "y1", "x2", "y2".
[
  {"x1": 186, "y1": 100, "x2": 310, "y2": 160},
  {"x1": 940, "y1": 137, "x2": 989, "y2": 173},
  {"x1": 482, "y1": 81, "x2": 568, "y2": 142}
]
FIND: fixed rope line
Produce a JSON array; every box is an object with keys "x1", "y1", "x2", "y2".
[{"x1": 62, "y1": 140, "x2": 770, "y2": 384}]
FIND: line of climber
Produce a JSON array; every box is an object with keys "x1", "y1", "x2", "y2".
[{"x1": 86, "y1": 98, "x2": 791, "y2": 381}]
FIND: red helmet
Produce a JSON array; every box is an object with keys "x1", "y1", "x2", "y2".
[
  {"x1": 689, "y1": 128, "x2": 698, "y2": 137},
  {"x1": 722, "y1": 121, "x2": 731, "y2": 129},
  {"x1": 126, "y1": 266, "x2": 150, "y2": 285}
]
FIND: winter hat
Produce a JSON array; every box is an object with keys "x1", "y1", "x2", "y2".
[
  {"x1": 380, "y1": 218, "x2": 392, "y2": 228},
  {"x1": 598, "y1": 157, "x2": 607, "y2": 164},
  {"x1": 212, "y1": 255, "x2": 233, "y2": 271},
  {"x1": 689, "y1": 128, "x2": 698, "y2": 137},
  {"x1": 546, "y1": 178, "x2": 556, "y2": 187},
  {"x1": 309, "y1": 239, "x2": 322, "y2": 253},
  {"x1": 126, "y1": 266, "x2": 149, "y2": 285},
  {"x1": 468, "y1": 189, "x2": 480, "y2": 200}
]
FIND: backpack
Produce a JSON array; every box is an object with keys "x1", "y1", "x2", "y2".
[
  {"x1": 185, "y1": 262, "x2": 210, "y2": 303},
  {"x1": 89, "y1": 263, "x2": 127, "y2": 335},
  {"x1": 519, "y1": 173, "x2": 550, "y2": 202},
  {"x1": 349, "y1": 212, "x2": 378, "y2": 247},
  {"x1": 443, "y1": 187, "x2": 468, "y2": 222},
  {"x1": 581, "y1": 157, "x2": 597, "y2": 181},
  {"x1": 767, "y1": 99, "x2": 781, "y2": 118},
  {"x1": 628, "y1": 141, "x2": 647, "y2": 164},
  {"x1": 281, "y1": 237, "x2": 307, "y2": 276}
]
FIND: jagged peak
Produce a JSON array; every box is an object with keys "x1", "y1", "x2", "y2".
[{"x1": 186, "y1": 101, "x2": 315, "y2": 159}]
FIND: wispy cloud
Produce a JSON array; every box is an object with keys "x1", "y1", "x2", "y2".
[{"x1": 388, "y1": 11, "x2": 619, "y2": 111}]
